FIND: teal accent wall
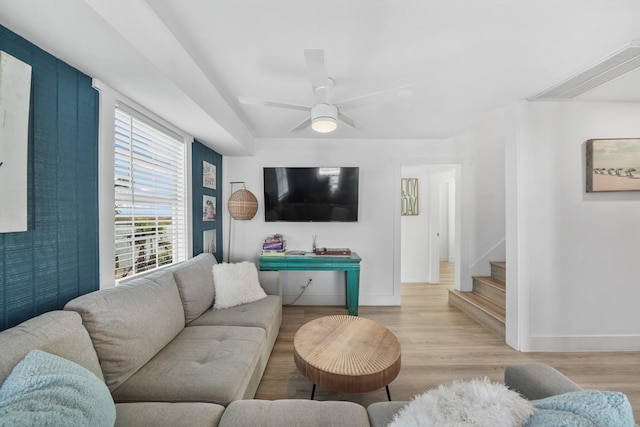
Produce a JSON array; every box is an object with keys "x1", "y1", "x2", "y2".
[
  {"x1": 192, "y1": 141, "x2": 223, "y2": 262},
  {"x1": 0, "y1": 25, "x2": 99, "y2": 331}
]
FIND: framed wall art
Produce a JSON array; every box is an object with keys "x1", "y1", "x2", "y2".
[
  {"x1": 203, "y1": 229, "x2": 217, "y2": 254},
  {"x1": 401, "y1": 178, "x2": 419, "y2": 215},
  {"x1": 203, "y1": 160, "x2": 216, "y2": 190},
  {"x1": 586, "y1": 138, "x2": 640, "y2": 192},
  {"x1": 202, "y1": 195, "x2": 216, "y2": 221},
  {"x1": 0, "y1": 51, "x2": 32, "y2": 232}
]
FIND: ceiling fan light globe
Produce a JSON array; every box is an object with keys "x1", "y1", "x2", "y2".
[
  {"x1": 311, "y1": 103, "x2": 338, "y2": 133},
  {"x1": 312, "y1": 118, "x2": 337, "y2": 133}
]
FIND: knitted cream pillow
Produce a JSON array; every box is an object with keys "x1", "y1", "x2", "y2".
[
  {"x1": 0, "y1": 350, "x2": 116, "y2": 427},
  {"x1": 212, "y1": 261, "x2": 267, "y2": 310}
]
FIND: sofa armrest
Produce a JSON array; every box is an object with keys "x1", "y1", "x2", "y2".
[
  {"x1": 367, "y1": 401, "x2": 408, "y2": 427},
  {"x1": 505, "y1": 363, "x2": 583, "y2": 400},
  {"x1": 258, "y1": 271, "x2": 282, "y2": 297}
]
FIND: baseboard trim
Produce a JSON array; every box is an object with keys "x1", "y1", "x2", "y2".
[
  {"x1": 521, "y1": 335, "x2": 640, "y2": 352},
  {"x1": 281, "y1": 294, "x2": 401, "y2": 307}
]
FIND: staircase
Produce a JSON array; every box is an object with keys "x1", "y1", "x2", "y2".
[{"x1": 448, "y1": 262, "x2": 505, "y2": 338}]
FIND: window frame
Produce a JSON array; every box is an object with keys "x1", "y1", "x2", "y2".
[{"x1": 94, "y1": 80, "x2": 192, "y2": 288}]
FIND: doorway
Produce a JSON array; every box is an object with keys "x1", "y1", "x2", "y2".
[{"x1": 400, "y1": 165, "x2": 457, "y2": 286}]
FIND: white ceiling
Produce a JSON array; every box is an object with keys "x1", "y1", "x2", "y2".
[{"x1": 1, "y1": 0, "x2": 640, "y2": 155}]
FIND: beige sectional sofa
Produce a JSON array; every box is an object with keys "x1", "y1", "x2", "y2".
[
  {"x1": 64, "y1": 253, "x2": 282, "y2": 407},
  {"x1": 0, "y1": 253, "x2": 287, "y2": 426},
  {"x1": 0, "y1": 252, "x2": 635, "y2": 426}
]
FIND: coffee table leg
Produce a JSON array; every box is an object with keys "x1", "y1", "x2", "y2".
[
  {"x1": 386, "y1": 385, "x2": 392, "y2": 401},
  {"x1": 310, "y1": 384, "x2": 316, "y2": 400}
]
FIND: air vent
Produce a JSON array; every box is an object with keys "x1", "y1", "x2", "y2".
[{"x1": 532, "y1": 40, "x2": 640, "y2": 99}]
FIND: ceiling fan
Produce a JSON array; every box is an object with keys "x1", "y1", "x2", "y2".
[{"x1": 238, "y1": 49, "x2": 412, "y2": 133}]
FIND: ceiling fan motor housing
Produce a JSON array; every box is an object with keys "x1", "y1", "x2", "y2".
[{"x1": 311, "y1": 103, "x2": 338, "y2": 133}]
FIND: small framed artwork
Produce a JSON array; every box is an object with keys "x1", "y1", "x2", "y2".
[
  {"x1": 202, "y1": 195, "x2": 216, "y2": 221},
  {"x1": 203, "y1": 161, "x2": 216, "y2": 190},
  {"x1": 586, "y1": 138, "x2": 640, "y2": 192},
  {"x1": 203, "y1": 229, "x2": 217, "y2": 254},
  {"x1": 401, "y1": 178, "x2": 419, "y2": 215}
]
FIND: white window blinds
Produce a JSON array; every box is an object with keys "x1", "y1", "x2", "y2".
[{"x1": 113, "y1": 106, "x2": 187, "y2": 280}]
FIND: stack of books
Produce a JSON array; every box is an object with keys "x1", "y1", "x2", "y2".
[{"x1": 260, "y1": 234, "x2": 286, "y2": 256}]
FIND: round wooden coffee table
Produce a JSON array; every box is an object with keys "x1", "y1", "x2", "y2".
[{"x1": 293, "y1": 315, "x2": 401, "y2": 400}]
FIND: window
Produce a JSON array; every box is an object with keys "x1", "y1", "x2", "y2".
[{"x1": 113, "y1": 105, "x2": 187, "y2": 280}]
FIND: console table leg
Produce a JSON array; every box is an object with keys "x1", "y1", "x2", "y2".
[
  {"x1": 386, "y1": 385, "x2": 392, "y2": 401},
  {"x1": 345, "y1": 270, "x2": 360, "y2": 316},
  {"x1": 345, "y1": 276, "x2": 350, "y2": 310},
  {"x1": 310, "y1": 384, "x2": 316, "y2": 400}
]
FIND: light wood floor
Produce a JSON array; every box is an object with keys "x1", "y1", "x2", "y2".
[{"x1": 255, "y1": 263, "x2": 640, "y2": 420}]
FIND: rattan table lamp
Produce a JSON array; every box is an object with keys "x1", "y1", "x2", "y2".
[{"x1": 227, "y1": 181, "x2": 258, "y2": 262}]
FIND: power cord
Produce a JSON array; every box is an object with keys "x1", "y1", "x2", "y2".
[{"x1": 288, "y1": 278, "x2": 313, "y2": 305}]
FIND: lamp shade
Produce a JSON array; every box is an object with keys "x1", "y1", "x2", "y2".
[{"x1": 228, "y1": 188, "x2": 258, "y2": 220}]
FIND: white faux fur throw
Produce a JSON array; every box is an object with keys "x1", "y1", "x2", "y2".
[{"x1": 388, "y1": 377, "x2": 535, "y2": 427}]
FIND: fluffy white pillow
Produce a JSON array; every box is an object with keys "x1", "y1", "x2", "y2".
[
  {"x1": 388, "y1": 377, "x2": 535, "y2": 427},
  {"x1": 212, "y1": 261, "x2": 267, "y2": 310}
]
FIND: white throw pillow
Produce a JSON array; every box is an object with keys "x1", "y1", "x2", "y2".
[
  {"x1": 212, "y1": 261, "x2": 267, "y2": 310},
  {"x1": 388, "y1": 377, "x2": 535, "y2": 427}
]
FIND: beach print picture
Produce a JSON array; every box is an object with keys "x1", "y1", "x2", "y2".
[
  {"x1": 203, "y1": 195, "x2": 216, "y2": 221},
  {"x1": 203, "y1": 229, "x2": 216, "y2": 254},
  {"x1": 586, "y1": 138, "x2": 640, "y2": 192},
  {"x1": 203, "y1": 161, "x2": 216, "y2": 190}
]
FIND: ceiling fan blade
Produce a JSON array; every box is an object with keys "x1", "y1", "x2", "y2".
[
  {"x1": 290, "y1": 117, "x2": 312, "y2": 133},
  {"x1": 336, "y1": 85, "x2": 413, "y2": 111},
  {"x1": 337, "y1": 112, "x2": 358, "y2": 129},
  {"x1": 238, "y1": 96, "x2": 310, "y2": 112},
  {"x1": 304, "y1": 49, "x2": 330, "y2": 103}
]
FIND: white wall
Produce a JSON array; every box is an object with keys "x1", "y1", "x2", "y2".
[
  {"x1": 450, "y1": 109, "x2": 507, "y2": 290},
  {"x1": 224, "y1": 138, "x2": 463, "y2": 306},
  {"x1": 400, "y1": 166, "x2": 430, "y2": 283},
  {"x1": 507, "y1": 100, "x2": 640, "y2": 351}
]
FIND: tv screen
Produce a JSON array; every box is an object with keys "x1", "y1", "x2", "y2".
[{"x1": 263, "y1": 167, "x2": 359, "y2": 222}]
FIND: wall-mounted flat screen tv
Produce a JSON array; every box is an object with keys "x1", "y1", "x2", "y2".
[{"x1": 263, "y1": 167, "x2": 359, "y2": 222}]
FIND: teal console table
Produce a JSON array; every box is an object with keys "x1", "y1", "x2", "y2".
[{"x1": 259, "y1": 253, "x2": 362, "y2": 316}]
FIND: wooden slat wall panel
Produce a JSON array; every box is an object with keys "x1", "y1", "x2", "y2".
[
  {"x1": 191, "y1": 141, "x2": 223, "y2": 262},
  {"x1": 0, "y1": 24, "x2": 99, "y2": 331},
  {"x1": 31, "y1": 49, "x2": 59, "y2": 315},
  {"x1": 56, "y1": 63, "x2": 80, "y2": 305},
  {"x1": 77, "y1": 75, "x2": 99, "y2": 296},
  {"x1": 4, "y1": 235, "x2": 34, "y2": 327}
]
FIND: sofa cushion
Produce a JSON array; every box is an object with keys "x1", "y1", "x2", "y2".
[
  {"x1": 0, "y1": 310, "x2": 103, "y2": 385},
  {"x1": 213, "y1": 261, "x2": 267, "y2": 310},
  {"x1": 168, "y1": 253, "x2": 217, "y2": 324},
  {"x1": 189, "y1": 294, "x2": 281, "y2": 330},
  {"x1": 111, "y1": 325, "x2": 266, "y2": 406},
  {"x1": 64, "y1": 271, "x2": 185, "y2": 392},
  {"x1": 367, "y1": 401, "x2": 408, "y2": 427},
  {"x1": 0, "y1": 350, "x2": 115, "y2": 427},
  {"x1": 218, "y1": 399, "x2": 371, "y2": 427},
  {"x1": 115, "y1": 402, "x2": 225, "y2": 427}
]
